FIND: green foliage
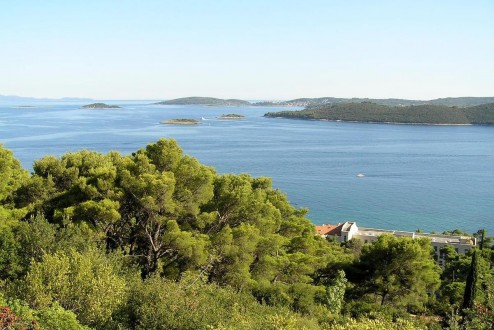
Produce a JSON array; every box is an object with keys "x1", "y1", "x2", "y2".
[
  {"x1": 433, "y1": 245, "x2": 494, "y2": 329},
  {"x1": 119, "y1": 272, "x2": 320, "y2": 330},
  {"x1": 3, "y1": 140, "x2": 492, "y2": 329},
  {"x1": 22, "y1": 248, "x2": 128, "y2": 327},
  {"x1": 327, "y1": 316, "x2": 427, "y2": 330},
  {"x1": 0, "y1": 223, "x2": 23, "y2": 280},
  {"x1": 36, "y1": 303, "x2": 92, "y2": 330},
  {"x1": 463, "y1": 104, "x2": 494, "y2": 124},
  {"x1": 348, "y1": 235, "x2": 441, "y2": 310},
  {"x1": 1, "y1": 140, "x2": 337, "y2": 327},
  {"x1": 321, "y1": 270, "x2": 347, "y2": 314},
  {"x1": 144, "y1": 138, "x2": 183, "y2": 172},
  {"x1": 474, "y1": 229, "x2": 493, "y2": 250},
  {"x1": 462, "y1": 250, "x2": 479, "y2": 310},
  {"x1": 1, "y1": 294, "x2": 90, "y2": 330},
  {"x1": 442, "y1": 229, "x2": 472, "y2": 236},
  {"x1": 0, "y1": 145, "x2": 28, "y2": 205}
]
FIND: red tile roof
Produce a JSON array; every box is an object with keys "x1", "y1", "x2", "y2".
[{"x1": 315, "y1": 223, "x2": 343, "y2": 236}]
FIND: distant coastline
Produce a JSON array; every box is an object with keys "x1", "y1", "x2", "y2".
[
  {"x1": 0, "y1": 94, "x2": 93, "y2": 102},
  {"x1": 304, "y1": 118, "x2": 473, "y2": 126},
  {"x1": 4, "y1": 94, "x2": 494, "y2": 109},
  {"x1": 254, "y1": 96, "x2": 494, "y2": 108},
  {"x1": 265, "y1": 102, "x2": 494, "y2": 125}
]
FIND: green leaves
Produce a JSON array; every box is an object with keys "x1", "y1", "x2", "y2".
[
  {"x1": 0, "y1": 144, "x2": 28, "y2": 205},
  {"x1": 2, "y1": 139, "x2": 470, "y2": 329},
  {"x1": 24, "y1": 248, "x2": 128, "y2": 327},
  {"x1": 351, "y1": 235, "x2": 441, "y2": 309},
  {"x1": 122, "y1": 273, "x2": 320, "y2": 330},
  {"x1": 145, "y1": 138, "x2": 183, "y2": 172},
  {"x1": 173, "y1": 156, "x2": 214, "y2": 217}
]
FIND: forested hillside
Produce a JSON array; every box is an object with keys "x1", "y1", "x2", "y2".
[
  {"x1": 255, "y1": 97, "x2": 494, "y2": 108},
  {"x1": 0, "y1": 140, "x2": 493, "y2": 329},
  {"x1": 265, "y1": 102, "x2": 494, "y2": 125}
]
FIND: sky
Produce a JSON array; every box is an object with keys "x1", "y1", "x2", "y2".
[{"x1": 1, "y1": 0, "x2": 493, "y2": 100}]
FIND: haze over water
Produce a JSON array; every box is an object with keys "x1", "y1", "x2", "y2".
[{"x1": 1, "y1": 101, "x2": 493, "y2": 234}]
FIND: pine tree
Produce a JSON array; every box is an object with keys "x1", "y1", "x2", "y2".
[{"x1": 462, "y1": 250, "x2": 478, "y2": 311}]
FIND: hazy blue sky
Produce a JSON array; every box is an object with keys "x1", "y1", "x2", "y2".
[{"x1": 1, "y1": 0, "x2": 493, "y2": 100}]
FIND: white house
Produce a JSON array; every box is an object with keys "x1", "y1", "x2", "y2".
[{"x1": 315, "y1": 221, "x2": 476, "y2": 265}]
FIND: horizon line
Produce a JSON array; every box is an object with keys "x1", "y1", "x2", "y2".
[{"x1": 2, "y1": 94, "x2": 494, "y2": 103}]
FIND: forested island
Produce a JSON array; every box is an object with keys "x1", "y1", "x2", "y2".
[
  {"x1": 0, "y1": 140, "x2": 493, "y2": 329},
  {"x1": 218, "y1": 113, "x2": 245, "y2": 119},
  {"x1": 160, "y1": 118, "x2": 199, "y2": 125},
  {"x1": 81, "y1": 103, "x2": 121, "y2": 109},
  {"x1": 154, "y1": 97, "x2": 251, "y2": 106},
  {"x1": 265, "y1": 102, "x2": 494, "y2": 125}
]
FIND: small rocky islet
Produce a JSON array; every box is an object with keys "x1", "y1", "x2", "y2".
[
  {"x1": 218, "y1": 114, "x2": 245, "y2": 119},
  {"x1": 160, "y1": 119, "x2": 199, "y2": 125},
  {"x1": 82, "y1": 103, "x2": 121, "y2": 109}
]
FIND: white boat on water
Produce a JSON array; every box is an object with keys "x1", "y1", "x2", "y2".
[{"x1": 356, "y1": 173, "x2": 365, "y2": 178}]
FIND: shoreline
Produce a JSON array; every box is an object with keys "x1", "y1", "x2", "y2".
[{"x1": 268, "y1": 117, "x2": 477, "y2": 126}]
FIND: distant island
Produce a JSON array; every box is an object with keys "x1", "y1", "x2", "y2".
[
  {"x1": 3, "y1": 94, "x2": 494, "y2": 108},
  {"x1": 160, "y1": 119, "x2": 199, "y2": 125},
  {"x1": 255, "y1": 96, "x2": 494, "y2": 108},
  {"x1": 0, "y1": 94, "x2": 93, "y2": 102},
  {"x1": 82, "y1": 103, "x2": 121, "y2": 109},
  {"x1": 265, "y1": 102, "x2": 494, "y2": 125},
  {"x1": 218, "y1": 114, "x2": 245, "y2": 119},
  {"x1": 154, "y1": 95, "x2": 494, "y2": 107},
  {"x1": 154, "y1": 97, "x2": 251, "y2": 106}
]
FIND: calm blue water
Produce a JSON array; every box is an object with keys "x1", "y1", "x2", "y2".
[{"x1": 1, "y1": 101, "x2": 493, "y2": 234}]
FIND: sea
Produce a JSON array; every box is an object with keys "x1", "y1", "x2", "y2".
[{"x1": 1, "y1": 100, "x2": 493, "y2": 235}]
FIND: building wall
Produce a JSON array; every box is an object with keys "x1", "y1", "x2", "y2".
[{"x1": 318, "y1": 222, "x2": 476, "y2": 263}]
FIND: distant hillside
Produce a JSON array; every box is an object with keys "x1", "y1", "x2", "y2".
[
  {"x1": 255, "y1": 96, "x2": 494, "y2": 108},
  {"x1": 265, "y1": 102, "x2": 494, "y2": 125},
  {"x1": 427, "y1": 97, "x2": 494, "y2": 107},
  {"x1": 0, "y1": 94, "x2": 94, "y2": 102},
  {"x1": 154, "y1": 97, "x2": 251, "y2": 106},
  {"x1": 462, "y1": 103, "x2": 494, "y2": 124}
]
